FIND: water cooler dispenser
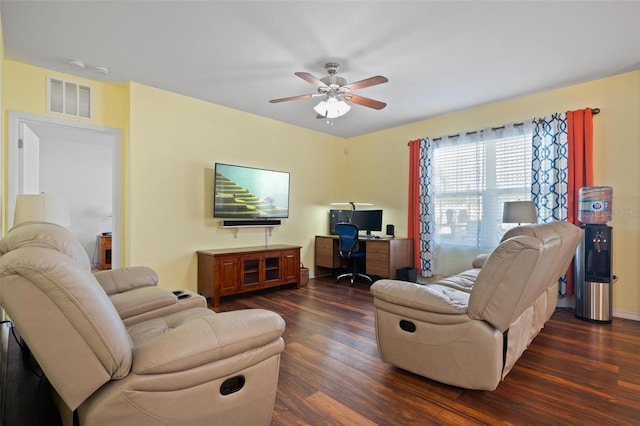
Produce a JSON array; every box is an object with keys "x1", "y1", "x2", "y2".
[
  {"x1": 575, "y1": 225, "x2": 613, "y2": 322},
  {"x1": 574, "y1": 186, "x2": 613, "y2": 323}
]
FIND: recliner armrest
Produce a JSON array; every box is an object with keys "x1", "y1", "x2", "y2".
[
  {"x1": 130, "y1": 308, "x2": 286, "y2": 375},
  {"x1": 472, "y1": 254, "x2": 489, "y2": 268},
  {"x1": 94, "y1": 266, "x2": 158, "y2": 295},
  {"x1": 109, "y1": 286, "x2": 177, "y2": 320}
]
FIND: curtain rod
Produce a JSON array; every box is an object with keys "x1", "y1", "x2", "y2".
[{"x1": 416, "y1": 108, "x2": 600, "y2": 143}]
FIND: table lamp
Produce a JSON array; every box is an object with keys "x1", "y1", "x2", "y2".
[
  {"x1": 13, "y1": 194, "x2": 71, "y2": 227},
  {"x1": 502, "y1": 201, "x2": 537, "y2": 225}
]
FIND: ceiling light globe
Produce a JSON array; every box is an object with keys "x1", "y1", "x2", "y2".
[{"x1": 314, "y1": 97, "x2": 351, "y2": 119}]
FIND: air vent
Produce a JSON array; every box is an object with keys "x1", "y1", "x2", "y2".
[{"x1": 47, "y1": 77, "x2": 92, "y2": 119}]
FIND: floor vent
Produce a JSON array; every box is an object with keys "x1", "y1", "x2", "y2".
[{"x1": 48, "y1": 76, "x2": 92, "y2": 119}]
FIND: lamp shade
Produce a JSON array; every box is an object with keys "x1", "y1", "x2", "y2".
[
  {"x1": 13, "y1": 194, "x2": 71, "y2": 227},
  {"x1": 502, "y1": 201, "x2": 537, "y2": 224}
]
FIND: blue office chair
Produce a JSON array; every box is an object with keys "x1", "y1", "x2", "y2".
[{"x1": 336, "y1": 223, "x2": 373, "y2": 287}]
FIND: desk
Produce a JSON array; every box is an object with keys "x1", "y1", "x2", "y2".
[{"x1": 315, "y1": 235, "x2": 413, "y2": 279}]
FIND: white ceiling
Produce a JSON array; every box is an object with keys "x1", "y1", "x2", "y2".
[{"x1": 2, "y1": 1, "x2": 639, "y2": 138}]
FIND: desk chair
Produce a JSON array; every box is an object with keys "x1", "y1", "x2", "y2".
[{"x1": 336, "y1": 223, "x2": 373, "y2": 287}]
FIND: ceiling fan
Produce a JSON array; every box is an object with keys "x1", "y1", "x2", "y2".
[{"x1": 269, "y1": 62, "x2": 388, "y2": 121}]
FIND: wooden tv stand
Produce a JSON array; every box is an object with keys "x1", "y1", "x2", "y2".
[{"x1": 197, "y1": 244, "x2": 301, "y2": 307}]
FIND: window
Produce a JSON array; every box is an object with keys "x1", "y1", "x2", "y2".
[
  {"x1": 48, "y1": 77, "x2": 92, "y2": 119},
  {"x1": 431, "y1": 124, "x2": 532, "y2": 274}
]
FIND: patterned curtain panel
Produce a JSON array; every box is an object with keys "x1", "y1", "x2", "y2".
[
  {"x1": 531, "y1": 113, "x2": 569, "y2": 223},
  {"x1": 531, "y1": 112, "x2": 571, "y2": 295},
  {"x1": 409, "y1": 138, "x2": 434, "y2": 277},
  {"x1": 418, "y1": 138, "x2": 434, "y2": 276}
]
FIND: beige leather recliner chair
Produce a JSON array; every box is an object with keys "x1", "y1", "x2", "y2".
[
  {"x1": 1, "y1": 222, "x2": 206, "y2": 325},
  {"x1": 370, "y1": 221, "x2": 582, "y2": 390},
  {"x1": 0, "y1": 222, "x2": 286, "y2": 425}
]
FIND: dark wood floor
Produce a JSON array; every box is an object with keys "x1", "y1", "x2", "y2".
[
  {"x1": 3, "y1": 277, "x2": 639, "y2": 425},
  {"x1": 218, "y1": 277, "x2": 640, "y2": 425},
  {"x1": 1, "y1": 322, "x2": 61, "y2": 426}
]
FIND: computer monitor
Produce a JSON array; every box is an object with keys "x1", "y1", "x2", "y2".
[
  {"x1": 350, "y1": 210, "x2": 383, "y2": 236},
  {"x1": 329, "y1": 209, "x2": 353, "y2": 235}
]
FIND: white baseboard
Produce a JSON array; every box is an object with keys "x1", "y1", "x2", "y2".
[{"x1": 613, "y1": 309, "x2": 640, "y2": 321}]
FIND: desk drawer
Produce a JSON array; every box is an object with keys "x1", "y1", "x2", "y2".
[
  {"x1": 366, "y1": 241, "x2": 390, "y2": 277},
  {"x1": 315, "y1": 237, "x2": 338, "y2": 268}
]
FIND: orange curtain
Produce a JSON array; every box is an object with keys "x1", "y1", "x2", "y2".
[
  {"x1": 566, "y1": 108, "x2": 594, "y2": 295},
  {"x1": 567, "y1": 108, "x2": 594, "y2": 224},
  {"x1": 408, "y1": 139, "x2": 421, "y2": 270}
]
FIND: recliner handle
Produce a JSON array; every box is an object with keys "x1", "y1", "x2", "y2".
[{"x1": 220, "y1": 375, "x2": 245, "y2": 395}]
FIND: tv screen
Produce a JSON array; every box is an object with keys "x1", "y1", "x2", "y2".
[
  {"x1": 214, "y1": 163, "x2": 290, "y2": 219},
  {"x1": 350, "y1": 209, "x2": 383, "y2": 235}
]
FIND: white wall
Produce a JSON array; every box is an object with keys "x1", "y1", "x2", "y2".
[{"x1": 39, "y1": 135, "x2": 113, "y2": 266}]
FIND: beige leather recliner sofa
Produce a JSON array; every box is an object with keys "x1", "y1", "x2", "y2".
[
  {"x1": 370, "y1": 221, "x2": 582, "y2": 390},
  {"x1": 0, "y1": 222, "x2": 286, "y2": 425}
]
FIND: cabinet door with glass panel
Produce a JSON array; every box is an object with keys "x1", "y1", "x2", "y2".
[{"x1": 240, "y1": 253, "x2": 281, "y2": 289}]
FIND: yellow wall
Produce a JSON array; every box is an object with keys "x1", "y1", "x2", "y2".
[
  {"x1": 350, "y1": 70, "x2": 640, "y2": 318},
  {"x1": 127, "y1": 83, "x2": 344, "y2": 287},
  {"x1": 2, "y1": 60, "x2": 128, "y2": 129},
  {"x1": 0, "y1": 18, "x2": 4, "y2": 235}
]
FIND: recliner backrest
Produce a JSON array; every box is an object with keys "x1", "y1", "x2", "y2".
[
  {"x1": 468, "y1": 235, "x2": 548, "y2": 331},
  {"x1": 501, "y1": 221, "x2": 582, "y2": 288},
  {"x1": 469, "y1": 221, "x2": 581, "y2": 331},
  {"x1": 0, "y1": 246, "x2": 132, "y2": 410},
  {"x1": 0, "y1": 221, "x2": 91, "y2": 270}
]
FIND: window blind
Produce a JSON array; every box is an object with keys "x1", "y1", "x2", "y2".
[{"x1": 431, "y1": 125, "x2": 533, "y2": 274}]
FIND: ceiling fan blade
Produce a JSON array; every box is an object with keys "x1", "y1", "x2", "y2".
[
  {"x1": 347, "y1": 94, "x2": 387, "y2": 110},
  {"x1": 295, "y1": 72, "x2": 329, "y2": 89},
  {"x1": 269, "y1": 94, "x2": 315, "y2": 103},
  {"x1": 342, "y1": 75, "x2": 388, "y2": 91}
]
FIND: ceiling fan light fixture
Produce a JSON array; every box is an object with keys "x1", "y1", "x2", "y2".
[
  {"x1": 313, "y1": 97, "x2": 351, "y2": 118},
  {"x1": 269, "y1": 62, "x2": 387, "y2": 123}
]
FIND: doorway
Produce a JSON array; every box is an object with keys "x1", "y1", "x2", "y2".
[{"x1": 7, "y1": 111, "x2": 122, "y2": 268}]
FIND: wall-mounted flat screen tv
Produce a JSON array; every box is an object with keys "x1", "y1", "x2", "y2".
[{"x1": 214, "y1": 163, "x2": 290, "y2": 219}]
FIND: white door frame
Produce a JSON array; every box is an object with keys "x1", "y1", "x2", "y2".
[{"x1": 7, "y1": 111, "x2": 122, "y2": 268}]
